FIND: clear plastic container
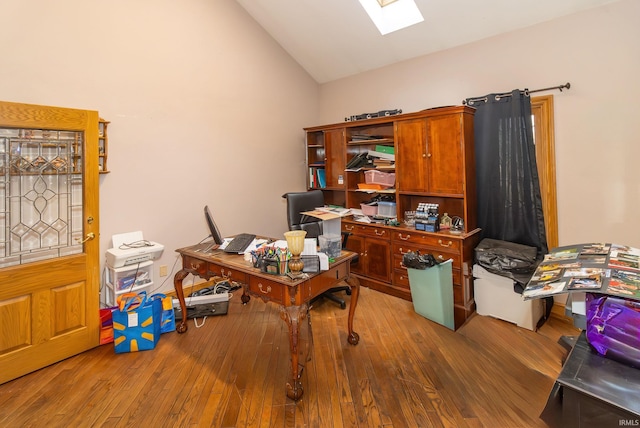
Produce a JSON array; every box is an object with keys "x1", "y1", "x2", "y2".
[
  {"x1": 377, "y1": 201, "x2": 396, "y2": 218},
  {"x1": 318, "y1": 234, "x2": 342, "y2": 258}
]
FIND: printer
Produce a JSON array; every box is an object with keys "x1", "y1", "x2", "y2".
[{"x1": 106, "y1": 231, "x2": 164, "y2": 268}]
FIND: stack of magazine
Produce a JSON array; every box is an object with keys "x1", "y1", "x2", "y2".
[{"x1": 522, "y1": 243, "x2": 640, "y2": 301}]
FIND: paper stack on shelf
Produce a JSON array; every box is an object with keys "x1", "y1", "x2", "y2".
[{"x1": 367, "y1": 149, "x2": 395, "y2": 161}]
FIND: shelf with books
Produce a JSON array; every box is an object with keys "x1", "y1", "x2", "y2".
[
  {"x1": 309, "y1": 167, "x2": 327, "y2": 189},
  {"x1": 305, "y1": 127, "x2": 345, "y2": 190}
]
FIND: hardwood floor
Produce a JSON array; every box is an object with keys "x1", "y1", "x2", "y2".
[{"x1": 0, "y1": 286, "x2": 578, "y2": 427}]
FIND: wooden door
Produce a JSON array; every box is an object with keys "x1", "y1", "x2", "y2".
[
  {"x1": 395, "y1": 119, "x2": 428, "y2": 192},
  {"x1": 323, "y1": 129, "x2": 345, "y2": 189},
  {"x1": 363, "y1": 238, "x2": 391, "y2": 283},
  {"x1": 426, "y1": 114, "x2": 464, "y2": 195},
  {"x1": 0, "y1": 101, "x2": 100, "y2": 384}
]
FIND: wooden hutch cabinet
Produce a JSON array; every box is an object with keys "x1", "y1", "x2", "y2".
[{"x1": 304, "y1": 106, "x2": 480, "y2": 329}]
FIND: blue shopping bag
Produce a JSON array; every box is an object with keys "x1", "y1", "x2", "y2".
[
  {"x1": 113, "y1": 291, "x2": 162, "y2": 353},
  {"x1": 149, "y1": 293, "x2": 176, "y2": 334}
]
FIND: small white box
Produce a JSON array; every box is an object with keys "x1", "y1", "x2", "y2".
[{"x1": 473, "y1": 264, "x2": 543, "y2": 331}]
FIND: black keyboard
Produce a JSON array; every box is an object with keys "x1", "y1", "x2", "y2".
[{"x1": 223, "y1": 233, "x2": 256, "y2": 253}]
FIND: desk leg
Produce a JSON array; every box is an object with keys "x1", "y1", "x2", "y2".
[
  {"x1": 241, "y1": 283, "x2": 251, "y2": 304},
  {"x1": 173, "y1": 269, "x2": 189, "y2": 334},
  {"x1": 280, "y1": 304, "x2": 310, "y2": 401},
  {"x1": 346, "y1": 276, "x2": 360, "y2": 345}
]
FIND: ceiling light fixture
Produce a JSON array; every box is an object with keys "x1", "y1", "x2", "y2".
[{"x1": 359, "y1": 0, "x2": 424, "y2": 35}]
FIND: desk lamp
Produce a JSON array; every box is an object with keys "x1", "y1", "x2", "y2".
[{"x1": 284, "y1": 230, "x2": 307, "y2": 278}]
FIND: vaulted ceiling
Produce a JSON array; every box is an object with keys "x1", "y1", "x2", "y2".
[{"x1": 235, "y1": 0, "x2": 622, "y2": 83}]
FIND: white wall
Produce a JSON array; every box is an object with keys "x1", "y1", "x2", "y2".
[
  {"x1": 0, "y1": 0, "x2": 318, "y2": 294},
  {"x1": 318, "y1": 0, "x2": 640, "y2": 250}
]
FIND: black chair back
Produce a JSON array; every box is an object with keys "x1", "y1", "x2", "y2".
[{"x1": 282, "y1": 190, "x2": 325, "y2": 239}]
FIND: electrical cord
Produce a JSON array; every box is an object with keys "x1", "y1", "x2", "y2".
[{"x1": 118, "y1": 240, "x2": 153, "y2": 250}]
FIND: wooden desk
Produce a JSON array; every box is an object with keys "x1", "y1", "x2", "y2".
[{"x1": 173, "y1": 244, "x2": 361, "y2": 400}]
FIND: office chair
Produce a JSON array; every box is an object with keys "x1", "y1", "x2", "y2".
[{"x1": 282, "y1": 190, "x2": 352, "y2": 309}]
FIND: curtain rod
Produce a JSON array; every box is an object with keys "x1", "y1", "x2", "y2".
[{"x1": 463, "y1": 82, "x2": 571, "y2": 105}]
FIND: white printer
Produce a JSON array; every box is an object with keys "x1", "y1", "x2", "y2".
[{"x1": 106, "y1": 231, "x2": 164, "y2": 268}]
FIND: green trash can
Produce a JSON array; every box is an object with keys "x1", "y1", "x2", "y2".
[{"x1": 407, "y1": 259, "x2": 454, "y2": 330}]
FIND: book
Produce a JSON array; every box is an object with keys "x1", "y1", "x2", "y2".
[
  {"x1": 367, "y1": 150, "x2": 395, "y2": 161},
  {"x1": 316, "y1": 169, "x2": 326, "y2": 188}
]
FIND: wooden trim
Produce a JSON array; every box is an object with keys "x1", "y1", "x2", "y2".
[{"x1": 531, "y1": 95, "x2": 559, "y2": 249}]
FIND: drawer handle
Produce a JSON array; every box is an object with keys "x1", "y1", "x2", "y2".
[
  {"x1": 345, "y1": 225, "x2": 354, "y2": 231},
  {"x1": 190, "y1": 262, "x2": 201, "y2": 270},
  {"x1": 398, "y1": 233, "x2": 410, "y2": 241},
  {"x1": 398, "y1": 247, "x2": 409, "y2": 255},
  {"x1": 258, "y1": 283, "x2": 271, "y2": 294},
  {"x1": 437, "y1": 254, "x2": 445, "y2": 260},
  {"x1": 375, "y1": 230, "x2": 385, "y2": 236},
  {"x1": 438, "y1": 239, "x2": 453, "y2": 247},
  {"x1": 221, "y1": 268, "x2": 231, "y2": 279}
]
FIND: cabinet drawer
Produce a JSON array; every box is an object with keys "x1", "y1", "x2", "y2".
[
  {"x1": 392, "y1": 243, "x2": 461, "y2": 269},
  {"x1": 247, "y1": 276, "x2": 285, "y2": 303},
  {"x1": 393, "y1": 231, "x2": 461, "y2": 252},
  {"x1": 183, "y1": 256, "x2": 209, "y2": 277},
  {"x1": 343, "y1": 223, "x2": 390, "y2": 240},
  {"x1": 206, "y1": 263, "x2": 247, "y2": 284},
  {"x1": 393, "y1": 270, "x2": 411, "y2": 291}
]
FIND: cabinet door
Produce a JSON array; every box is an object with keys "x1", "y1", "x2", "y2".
[
  {"x1": 343, "y1": 233, "x2": 365, "y2": 275},
  {"x1": 426, "y1": 114, "x2": 464, "y2": 195},
  {"x1": 364, "y1": 238, "x2": 391, "y2": 283},
  {"x1": 396, "y1": 119, "x2": 428, "y2": 192},
  {"x1": 324, "y1": 129, "x2": 345, "y2": 189}
]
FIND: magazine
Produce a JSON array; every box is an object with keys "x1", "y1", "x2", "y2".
[
  {"x1": 522, "y1": 243, "x2": 640, "y2": 301},
  {"x1": 605, "y1": 268, "x2": 640, "y2": 299}
]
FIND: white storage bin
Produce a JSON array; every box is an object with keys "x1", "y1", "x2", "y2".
[
  {"x1": 104, "y1": 260, "x2": 154, "y2": 306},
  {"x1": 473, "y1": 264, "x2": 543, "y2": 331}
]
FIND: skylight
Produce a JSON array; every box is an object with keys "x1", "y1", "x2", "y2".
[{"x1": 359, "y1": 0, "x2": 424, "y2": 35}]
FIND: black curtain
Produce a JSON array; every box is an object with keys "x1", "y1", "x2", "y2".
[{"x1": 466, "y1": 89, "x2": 548, "y2": 256}]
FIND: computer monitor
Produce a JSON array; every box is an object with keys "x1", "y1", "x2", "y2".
[{"x1": 204, "y1": 205, "x2": 224, "y2": 246}]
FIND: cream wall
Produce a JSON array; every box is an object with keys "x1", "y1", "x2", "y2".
[
  {"x1": 318, "y1": 0, "x2": 640, "y2": 250},
  {"x1": 0, "y1": 0, "x2": 318, "y2": 294},
  {"x1": 2, "y1": 0, "x2": 638, "y2": 297}
]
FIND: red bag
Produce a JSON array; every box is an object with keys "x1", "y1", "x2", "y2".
[{"x1": 99, "y1": 307, "x2": 117, "y2": 345}]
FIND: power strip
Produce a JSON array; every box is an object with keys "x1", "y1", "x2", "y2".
[{"x1": 173, "y1": 292, "x2": 229, "y2": 307}]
